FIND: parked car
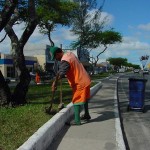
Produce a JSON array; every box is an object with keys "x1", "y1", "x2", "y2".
[
  {"x1": 143, "y1": 69, "x2": 149, "y2": 74},
  {"x1": 30, "y1": 72, "x2": 36, "y2": 80},
  {"x1": 133, "y1": 69, "x2": 140, "y2": 73}
]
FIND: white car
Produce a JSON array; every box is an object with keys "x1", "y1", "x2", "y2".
[
  {"x1": 143, "y1": 69, "x2": 149, "y2": 74},
  {"x1": 133, "y1": 69, "x2": 140, "y2": 73}
]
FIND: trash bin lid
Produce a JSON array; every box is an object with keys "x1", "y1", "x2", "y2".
[{"x1": 128, "y1": 78, "x2": 147, "y2": 82}]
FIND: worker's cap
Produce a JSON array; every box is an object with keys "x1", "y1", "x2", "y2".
[{"x1": 49, "y1": 46, "x2": 59, "y2": 60}]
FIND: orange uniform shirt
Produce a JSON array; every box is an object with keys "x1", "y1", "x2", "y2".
[{"x1": 61, "y1": 52, "x2": 91, "y2": 104}]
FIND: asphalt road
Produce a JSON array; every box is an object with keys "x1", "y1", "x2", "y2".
[{"x1": 118, "y1": 72, "x2": 150, "y2": 150}]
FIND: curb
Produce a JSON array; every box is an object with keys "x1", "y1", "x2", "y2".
[
  {"x1": 115, "y1": 77, "x2": 126, "y2": 150},
  {"x1": 17, "y1": 82, "x2": 102, "y2": 150}
]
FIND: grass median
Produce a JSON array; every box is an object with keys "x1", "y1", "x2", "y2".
[{"x1": 0, "y1": 72, "x2": 111, "y2": 150}]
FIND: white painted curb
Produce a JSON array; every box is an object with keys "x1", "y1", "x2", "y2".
[
  {"x1": 17, "y1": 81, "x2": 102, "y2": 150},
  {"x1": 114, "y1": 78, "x2": 126, "y2": 150}
]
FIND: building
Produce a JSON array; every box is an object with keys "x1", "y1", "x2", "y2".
[
  {"x1": 76, "y1": 47, "x2": 91, "y2": 71},
  {"x1": 0, "y1": 53, "x2": 37, "y2": 78},
  {"x1": 0, "y1": 45, "x2": 90, "y2": 78}
]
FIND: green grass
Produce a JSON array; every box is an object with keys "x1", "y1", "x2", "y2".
[
  {"x1": 0, "y1": 105, "x2": 51, "y2": 150},
  {"x1": 0, "y1": 73, "x2": 110, "y2": 150},
  {"x1": 0, "y1": 81, "x2": 72, "y2": 150}
]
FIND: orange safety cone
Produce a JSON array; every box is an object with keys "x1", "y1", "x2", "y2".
[{"x1": 35, "y1": 73, "x2": 41, "y2": 84}]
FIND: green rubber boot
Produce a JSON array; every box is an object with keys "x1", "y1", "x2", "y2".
[
  {"x1": 81, "y1": 101, "x2": 91, "y2": 120},
  {"x1": 73, "y1": 105, "x2": 81, "y2": 125},
  {"x1": 84, "y1": 101, "x2": 90, "y2": 116}
]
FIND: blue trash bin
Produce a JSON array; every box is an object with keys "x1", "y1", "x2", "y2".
[{"x1": 128, "y1": 78, "x2": 147, "y2": 112}]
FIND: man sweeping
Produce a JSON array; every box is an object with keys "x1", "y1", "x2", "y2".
[{"x1": 49, "y1": 46, "x2": 91, "y2": 125}]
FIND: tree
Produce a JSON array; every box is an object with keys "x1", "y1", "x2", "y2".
[
  {"x1": 3, "y1": 0, "x2": 37, "y2": 105},
  {"x1": 0, "y1": 70, "x2": 12, "y2": 106},
  {"x1": 140, "y1": 55, "x2": 149, "y2": 69},
  {"x1": 90, "y1": 30, "x2": 122, "y2": 68},
  {"x1": 70, "y1": 0, "x2": 122, "y2": 73},
  {"x1": 132, "y1": 64, "x2": 140, "y2": 69},
  {"x1": 107, "y1": 57, "x2": 141, "y2": 72},
  {"x1": 0, "y1": 0, "x2": 18, "y2": 32},
  {"x1": 0, "y1": 0, "x2": 79, "y2": 106},
  {"x1": 107, "y1": 57, "x2": 128, "y2": 68},
  {"x1": 127, "y1": 63, "x2": 140, "y2": 69},
  {"x1": 0, "y1": 0, "x2": 18, "y2": 106},
  {"x1": 70, "y1": 0, "x2": 105, "y2": 53},
  {"x1": 37, "y1": 0, "x2": 78, "y2": 46},
  {"x1": 37, "y1": 0, "x2": 78, "y2": 80}
]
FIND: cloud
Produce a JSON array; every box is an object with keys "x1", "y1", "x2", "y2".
[
  {"x1": 110, "y1": 36, "x2": 150, "y2": 51},
  {"x1": 1, "y1": 18, "x2": 150, "y2": 66},
  {"x1": 24, "y1": 27, "x2": 77, "y2": 55},
  {"x1": 0, "y1": 24, "x2": 77, "y2": 55},
  {"x1": 92, "y1": 36, "x2": 150, "y2": 64},
  {"x1": 137, "y1": 23, "x2": 150, "y2": 31},
  {"x1": 101, "y1": 12, "x2": 114, "y2": 26},
  {"x1": 0, "y1": 33, "x2": 11, "y2": 54},
  {"x1": 0, "y1": 9, "x2": 114, "y2": 55},
  {"x1": 1, "y1": 27, "x2": 150, "y2": 58},
  {"x1": 87, "y1": 9, "x2": 114, "y2": 28}
]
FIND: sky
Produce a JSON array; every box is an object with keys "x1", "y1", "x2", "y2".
[{"x1": 0, "y1": 0, "x2": 150, "y2": 67}]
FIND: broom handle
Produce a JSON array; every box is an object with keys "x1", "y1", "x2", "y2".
[
  {"x1": 60, "y1": 79, "x2": 62, "y2": 104},
  {"x1": 50, "y1": 90, "x2": 55, "y2": 109},
  {"x1": 60, "y1": 43, "x2": 63, "y2": 104}
]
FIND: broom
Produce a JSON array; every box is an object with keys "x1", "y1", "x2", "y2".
[
  {"x1": 58, "y1": 78, "x2": 64, "y2": 110},
  {"x1": 45, "y1": 86, "x2": 57, "y2": 115}
]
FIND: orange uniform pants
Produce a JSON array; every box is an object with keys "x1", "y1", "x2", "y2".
[{"x1": 72, "y1": 85, "x2": 90, "y2": 104}]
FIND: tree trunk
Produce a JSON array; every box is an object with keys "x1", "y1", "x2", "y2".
[
  {"x1": 12, "y1": 67, "x2": 31, "y2": 105},
  {"x1": 10, "y1": 42, "x2": 31, "y2": 105},
  {"x1": 0, "y1": 71, "x2": 11, "y2": 106},
  {"x1": 3, "y1": 0, "x2": 37, "y2": 106}
]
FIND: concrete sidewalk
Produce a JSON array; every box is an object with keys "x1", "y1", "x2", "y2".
[{"x1": 48, "y1": 76, "x2": 126, "y2": 150}]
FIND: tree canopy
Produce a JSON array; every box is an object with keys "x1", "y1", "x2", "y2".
[
  {"x1": 70, "y1": 0, "x2": 122, "y2": 72},
  {"x1": 107, "y1": 57, "x2": 140, "y2": 69},
  {"x1": 37, "y1": 0, "x2": 78, "y2": 46},
  {"x1": 0, "y1": 0, "x2": 78, "y2": 106},
  {"x1": 107, "y1": 57, "x2": 127, "y2": 68},
  {"x1": 0, "y1": 0, "x2": 18, "y2": 32}
]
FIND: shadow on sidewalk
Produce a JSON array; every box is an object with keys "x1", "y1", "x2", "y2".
[{"x1": 89, "y1": 110, "x2": 117, "y2": 123}]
